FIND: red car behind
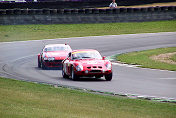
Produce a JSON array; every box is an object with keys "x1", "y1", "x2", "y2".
[
  {"x1": 62, "y1": 49, "x2": 113, "y2": 81},
  {"x1": 38, "y1": 44, "x2": 72, "y2": 69}
]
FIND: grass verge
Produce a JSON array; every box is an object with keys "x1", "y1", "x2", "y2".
[
  {"x1": 0, "y1": 77, "x2": 176, "y2": 118},
  {"x1": 117, "y1": 47, "x2": 176, "y2": 71},
  {"x1": 170, "y1": 54, "x2": 176, "y2": 62},
  {"x1": 0, "y1": 20, "x2": 176, "y2": 42}
]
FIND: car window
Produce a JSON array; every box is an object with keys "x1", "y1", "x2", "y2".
[
  {"x1": 72, "y1": 51, "x2": 102, "y2": 60},
  {"x1": 44, "y1": 46, "x2": 71, "y2": 52}
]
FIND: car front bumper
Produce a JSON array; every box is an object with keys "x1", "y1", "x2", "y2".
[
  {"x1": 74, "y1": 69, "x2": 112, "y2": 77},
  {"x1": 43, "y1": 60, "x2": 63, "y2": 67}
]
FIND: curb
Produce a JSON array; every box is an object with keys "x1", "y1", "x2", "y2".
[
  {"x1": 55, "y1": 84, "x2": 176, "y2": 103},
  {"x1": 34, "y1": 81, "x2": 176, "y2": 104}
]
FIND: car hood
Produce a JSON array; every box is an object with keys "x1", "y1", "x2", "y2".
[{"x1": 44, "y1": 51, "x2": 69, "y2": 60}]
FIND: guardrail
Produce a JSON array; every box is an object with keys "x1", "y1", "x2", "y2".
[
  {"x1": 0, "y1": 6, "x2": 176, "y2": 25},
  {"x1": 0, "y1": 6, "x2": 176, "y2": 15},
  {"x1": 0, "y1": 1, "x2": 110, "y2": 9}
]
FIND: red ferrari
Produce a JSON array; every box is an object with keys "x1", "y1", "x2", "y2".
[
  {"x1": 62, "y1": 49, "x2": 113, "y2": 81},
  {"x1": 38, "y1": 44, "x2": 72, "y2": 69}
]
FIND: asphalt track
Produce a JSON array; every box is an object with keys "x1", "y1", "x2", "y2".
[{"x1": 0, "y1": 32, "x2": 176, "y2": 99}]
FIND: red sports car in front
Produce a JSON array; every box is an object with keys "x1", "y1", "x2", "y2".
[
  {"x1": 38, "y1": 44, "x2": 72, "y2": 69},
  {"x1": 62, "y1": 49, "x2": 113, "y2": 81}
]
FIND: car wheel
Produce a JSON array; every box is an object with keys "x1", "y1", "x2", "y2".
[
  {"x1": 41, "y1": 61, "x2": 46, "y2": 70},
  {"x1": 71, "y1": 66, "x2": 78, "y2": 81},
  {"x1": 105, "y1": 73, "x2": 112, "y2": 81},
  {"x1": 62, "y1": 67, "x2": 68, "y2": 78},
  {"x1": 38, "y1": 59, "x2": 41, "y2": 68}
]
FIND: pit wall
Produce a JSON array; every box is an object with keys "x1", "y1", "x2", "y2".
[{"x1": 0, "y1": 6, "x2": 176, "y2": 25}]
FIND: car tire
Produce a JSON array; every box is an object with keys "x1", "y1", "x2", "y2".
[
  {"x1": 105, "y1": 73, "x2": 112, "y2": 81},
  {"x1": 38, "y1": 59, "x2": 41, "y2": 68},
  {"x1": 41, "y1": 61, "x2": 46, "y2": 70},
  {"x1": 62, "y1": 67, "x2": 68, "y2": 78},
  {"x1": 71, "y1": 66, "x2": 78, "y2": 81}
]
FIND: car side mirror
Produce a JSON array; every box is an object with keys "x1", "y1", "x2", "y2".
[{"x1": 102, "y1": 56, "x2": 106, "y2": 60}]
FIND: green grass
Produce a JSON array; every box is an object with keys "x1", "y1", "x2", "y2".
[
  {"x1": 0, "y1": 77, "x2": 176, "y2": 118},
  {"x1": 170, "y1": 54, "x2": 176, "y2": 62},
  {"x1": 0, "y1": 20, "x2": 176, "y2": 42},
  {"x1": 117, "y1": 47, "x2": 176, "y2": 71}
]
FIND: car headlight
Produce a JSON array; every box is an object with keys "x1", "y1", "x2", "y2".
[
  {"x1": 106, "y1": 64, "x2": 112, "y2": 70},
  {"x1": 76, "y1": 65, "x2": 83, "y2": 71}
]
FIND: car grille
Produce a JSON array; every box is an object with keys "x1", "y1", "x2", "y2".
[
  {"x1": 89, "y1": 70, "x2": 102, "y2": 73},
  {"x1": 45, "y1": 60, "x2": 63, "y2": 63},
  {"x1": 87, "y1": 66, "x2": 102, "y2": 69},
  {"x1": 54, "y1": 60, "x2": 63, "y2": 62}
]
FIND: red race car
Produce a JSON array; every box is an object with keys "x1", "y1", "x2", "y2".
[
  {"x1": 62, "y1": 49, "x2": 113, "y2": 81},
  {"x1": 38, "y1": 44, "x2": 72, "y2": 69}
]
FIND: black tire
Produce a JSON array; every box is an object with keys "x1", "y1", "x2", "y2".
[
  {"x1": 38, "y1": 59, "x2": 41, "y2": 68},
  {"x1": 62, "y1": 67, "x2": 68, "y2": 78},
  {"x1": 105, "y1": 73, "x2": 112, "y2": 81},
  {"x1": 71, "y1": 66, "x2": 79, "y2": 81},
  {"x1": 41, "y1": 61, "x2": 46, "y2": 70}
]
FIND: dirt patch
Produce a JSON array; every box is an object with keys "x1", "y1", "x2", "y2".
[{"x1": 150, "y1": 52, "x2": 176, "y2": 65}]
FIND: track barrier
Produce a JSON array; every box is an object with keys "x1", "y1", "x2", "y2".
[{"x1": 0, "y1": 6, "x2": 176, "y2": 25}]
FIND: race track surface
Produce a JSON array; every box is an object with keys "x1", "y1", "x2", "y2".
[{"x1": 0, "y1": 32, "x2": 176, "y2": 98}]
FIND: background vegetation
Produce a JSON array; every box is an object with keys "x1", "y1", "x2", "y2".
[{"x1": 0, "y1": 20, "x2": 176, "y2": 42}]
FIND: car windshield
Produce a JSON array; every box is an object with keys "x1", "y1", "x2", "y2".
[
  {"x1": 72, "y1": 51, "x2": 102, "y2": 60},
  {"x1": 44, "y1": 46, "x2": 71, "y2": 52}
]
